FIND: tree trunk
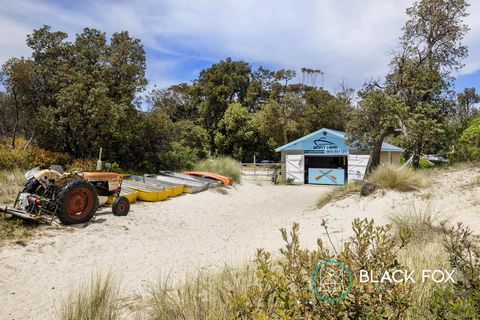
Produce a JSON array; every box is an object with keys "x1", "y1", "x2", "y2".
[
  {"x1": 11, "y1": 93, "x2": 19, "y2": 149},
  {"x1": 411, "y1": 144, "x2": 421, "y2": 169},
  {"x1": 282, "y1": 125, "x2": 288, "y2": 145},
  {"x1": 23, "y1": 132, "x2": 35, "y2": 150},
  {"x1": 365, "y1": 138, "x2": 383, "y2": 175}
]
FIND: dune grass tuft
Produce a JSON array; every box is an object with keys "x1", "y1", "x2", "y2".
[
  {"x1": 57, "y1": 273, "x2": 123, "y2": 320},
  {"x1": 0, "y1": 170, "x2": 34, "y2": 247},
  {"x1": 0, "y1": 169, "x2": 26, "y2": 204},
  {"x1": 388, "y1": 203, "x2": 449, "y2": 244},
  {"x1": 367, "y1": 164, "x2": 428, "y2": 192},
  {"x1": 316, "y1": 181, "x2": 362, "y2": 209},
  {"x1": 389, "y1": 204, "x2": 450, "y2": 318},
  {"x1": 145, "y1": 266, "x2": 256, "y2": 320},
  {"x1": 194, "y1": 157, "x2": 241, "y2": 183}
]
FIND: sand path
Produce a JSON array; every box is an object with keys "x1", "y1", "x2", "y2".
[{"x1": 0, "y1": 181, "x2": 332, "y2": 319}]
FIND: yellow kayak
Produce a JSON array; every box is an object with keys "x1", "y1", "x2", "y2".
[{"x1": 122, "y1": 180, "x2": 170, "y2": 202}]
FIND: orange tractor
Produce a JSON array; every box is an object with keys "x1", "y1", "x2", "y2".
[{"x1": 0, "y1": 166, "x2": 130, "y2": 224}]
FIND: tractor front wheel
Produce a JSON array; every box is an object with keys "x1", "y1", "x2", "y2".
[
  {"x1": 55, "y1": 179, "x2": 98, "y2": 225},
  {"x1": 112, "y1": 196, "x2": 130, "y2": 216}
]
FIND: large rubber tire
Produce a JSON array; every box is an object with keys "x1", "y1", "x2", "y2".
[
  {"x1": 55, "y1": 179, "x2": 98, "y2": 225},
  {"x1": 112, "y1": 196, "x2": 130, "y2": 216}
]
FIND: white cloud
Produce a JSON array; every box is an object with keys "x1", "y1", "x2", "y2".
[{"x1": 0, "y1": 0, "x2": 478, "y2": 90}]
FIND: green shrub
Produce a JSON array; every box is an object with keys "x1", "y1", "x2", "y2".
[
  {"x1": 0, "y1": 146, "x2": 71, "y2": 170},
  {"x1": 67, "y1": 159, "x2": 98, "y2": 172},
  {"x1": 194, "y1": 156, "x2": 241, "y2": 183},
  {"x1": 452, "y1": 114, "x2": 480, "y2": 162},
  {"x1": 57, "y1": 273, "x2": 123, "y2": 320},
  {"x1": 143, "y1": 219, "x2": 413, "y2": 319},
  {"x1": 158, "y1": 142, "x2": 201, "y2": 171},
  {"x1": 419, "y1": 158, "x2": 434, "y2": 168},
  {"x1": 428, "y1": 223, "x2": 480, "y2": 317},
  {"x1": 233, "y1": 220, "x2": 413, "y2": 318},
  {"x1": 367, "y1": 163, "x2": 427, "y2": 192}
]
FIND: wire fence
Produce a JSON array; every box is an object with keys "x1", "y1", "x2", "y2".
[{"x1": 240, "y1": 163, "x2": 280, "y2": 180}]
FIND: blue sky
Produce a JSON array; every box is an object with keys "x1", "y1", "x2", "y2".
[{"x1": 1, "y1": 0, "x2": 478, "y2": 94}]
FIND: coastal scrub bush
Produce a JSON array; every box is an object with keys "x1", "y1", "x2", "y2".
[
  {"x1": 231, "y1": 219, "x2": 413, "y2": 319},
  {"x1": 428, "y1": 223, "x2": 480, "y2": 318},
  {"x1": 0, "y1": 144, "x2": 71, "y2": 170},
  {"x1": 142, "y1": 219, "x2": 414, "y2": 319}
]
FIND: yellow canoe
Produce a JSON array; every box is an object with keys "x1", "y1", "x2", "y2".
[{"x1": 122, "y1": 180, "x2": 170, "y2": 202}]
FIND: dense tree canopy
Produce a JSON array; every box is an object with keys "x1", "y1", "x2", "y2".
[{"x1": 0, "y1": 0, "x2": 478, "y2": 173}]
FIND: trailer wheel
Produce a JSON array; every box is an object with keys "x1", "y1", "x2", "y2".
[
  {"x1": 55, "y1": 180, "x2": 98, "y2": 225},
  {"x1": 112, "y1": 196, "x2": 130, "y2": 216}
]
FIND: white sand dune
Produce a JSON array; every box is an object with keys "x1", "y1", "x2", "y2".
[{"x1": 1, "y1": 168, "x2": 479, "y2": 319}]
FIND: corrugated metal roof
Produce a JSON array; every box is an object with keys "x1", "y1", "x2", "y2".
[{"x1": 275, "y1": 128, "x2": 404, "y2": 152}]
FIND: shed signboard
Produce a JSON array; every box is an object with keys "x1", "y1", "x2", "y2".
[{"x1": 303, "y1": 133, "x2": 348, "y2": 155}]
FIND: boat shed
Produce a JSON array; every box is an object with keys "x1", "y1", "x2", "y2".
[{"x1": 275, "y1": 128, "x2": 404, "y2": 185}]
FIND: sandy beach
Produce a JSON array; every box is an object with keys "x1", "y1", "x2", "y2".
[
  {"x1": 1, "y1": 168, "x2": 479, "y2": 319},
  {"x1": 0, "y1": 181, "x2": 332, "y2": 319}
]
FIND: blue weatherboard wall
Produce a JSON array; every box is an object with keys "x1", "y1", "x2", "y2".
[
  {"x1": 308, "y1": 169, "x2": 345, "y2": 185},
  {"x1": 275, "y1": 129, "x2": 349, "y2": 155}
]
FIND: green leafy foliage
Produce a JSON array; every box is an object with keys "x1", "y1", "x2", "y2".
[
  {"x1": 455, "y1": 114, "x2": 480, "y2": 160},
  {"x1": 346, "y1": 89, "x2": 407, "y2": 173},
  {"x1": 428, "y1": 223, "x2": 480, "y2": 318}
]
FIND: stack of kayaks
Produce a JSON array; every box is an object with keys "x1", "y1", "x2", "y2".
[
  {"x1": 122, "y1": 179, "x2": 171, "y2": 202},
  {"x1": 145, "y1": 172, "x2": 209, "y2": 193},
  {"x1": 185, "y1": 175, "x2": 221, "y2": 188},
  {"x1": 127, "y1": 175, "x2": 185, "y2": 197},
  {"x1": 107, "y1": 187, "x2": 139, "y2": 205},
  {"x1": 107, "y1": 171, "x2": 233, "y2": 207}
]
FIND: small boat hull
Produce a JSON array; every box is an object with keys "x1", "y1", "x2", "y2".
[
  {"x1": 146, "y1": 173, "x2": 208, "y2": 193},
  {"x1": 182, "y1": 171, "x2": 233, "y2": 185},
  {"x1": 107, "y1": 187, "x2": 139, "y2": 205}
]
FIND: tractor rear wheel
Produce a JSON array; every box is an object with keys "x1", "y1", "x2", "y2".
[
  {"x1": 55, "y1": 179, "x2": 98, "y2": 225},
  {"x1": 112, "y1": 196, "x2": 130, "y2": 216}
]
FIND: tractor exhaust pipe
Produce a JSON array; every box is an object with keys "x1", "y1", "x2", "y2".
[{"x1": 96, "y1": 147, "x2": 103, "y2": 171}]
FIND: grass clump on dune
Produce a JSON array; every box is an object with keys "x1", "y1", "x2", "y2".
[
  {"x1": 388, "y1": 204, "x2": 450, "y2": 318},
  {"x1": 0, "y1": 169, "x2": 25, "y2": 204},
  {"x1": 145, "y1": 266, "x2": 256, "y2": 319},
  {"x1": 367, "y1": 163, "x2": 428, "y2": 192},
  {"x1": 194, "y1": 156, "x2": 241, "y2": 183},
  {"x1": 57, "y1": 273, "x2": 123, "y2": 320},
  {"x1": 0, "y1": 170, "x2": 34, "y2": 247}
]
